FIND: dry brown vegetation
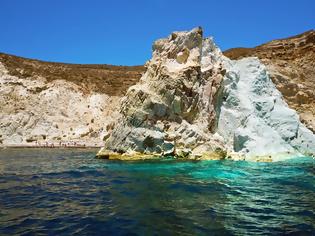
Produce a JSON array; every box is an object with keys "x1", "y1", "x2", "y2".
[
  {"x1": 224, "y1": 30, "x2": 315, "y2": 61},
  {"x1": 0, "y1": 53, "x2": 145, "y2": 96}
]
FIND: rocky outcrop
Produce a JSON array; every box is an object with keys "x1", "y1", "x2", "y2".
[
  {"x1": 97, "y1": 28, "x2": 315, "y2": 161},
  {"x1": 224, "y1": 30, "x2": 315, "y2": 133},
  {"x1": 98, "y1": 27, "x2": 226, "y2": 160}
]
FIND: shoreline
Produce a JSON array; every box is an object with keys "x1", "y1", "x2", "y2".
[{"x1": 0, "y1": 145, "x2": 102, "y2": 149}]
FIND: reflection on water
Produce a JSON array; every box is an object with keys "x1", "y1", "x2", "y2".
[{"x1": 0, "y1": 148, "x2": 314, "y2": 235}]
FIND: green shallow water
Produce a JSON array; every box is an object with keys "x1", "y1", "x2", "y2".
[{"x1": 0, "y1": 148, "x2": 314, "y2": 235}]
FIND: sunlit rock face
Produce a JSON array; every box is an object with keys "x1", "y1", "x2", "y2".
[
  {"x1": 0, "y1": 62, "x2": 120, "y2": 147},
  {"x1": 216, "y1": 57, "x2": 315, "y2": 161},
  {"x1": 98, "y1": 27, "x2": 315, "y2": 161},
  {"x1": 100, "y1": 27, "x2": 226, "y2": 158},
  {"x1": 224, "y1": 30, "x2": 315, "y2": 133}
]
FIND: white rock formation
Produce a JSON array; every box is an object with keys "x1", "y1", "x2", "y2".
[
  {"x1": 216, "y1": 57, "x2": 315, "y2": 161},
  {"x1": 98, "y1": 27, "x2": 315, "y2": 161},
  {"x1": 0, "y1": 62, "x2": 119, "y2": 147}
]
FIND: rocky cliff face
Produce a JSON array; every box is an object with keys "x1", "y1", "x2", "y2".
[
  {"x1": 0, "y1": 54, "x2": 144, "y2": 146},
  {"x1": 1, "y1": 28, "x2": 314, "y2": 161},
  {"x1": 217, "y1": 57, "x2": 315, "y2": 161},
  {"x1": 97, "y1": 28, "x2": 315, "y2": 161},
  {"x1": 224, "y1": 30, "x2": 315, "y2": 133},
  {"x1": 99, "y1": 28, "x2": 226, "y2": 159}
]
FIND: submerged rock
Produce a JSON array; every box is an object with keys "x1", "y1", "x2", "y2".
[{"x1": 97, "y1": 27, "x2": 315, "y2": 161}]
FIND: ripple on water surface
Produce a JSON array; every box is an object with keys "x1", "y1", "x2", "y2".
[{"x1": 0, "y1": 148, "x2": 314, "y2": 235}]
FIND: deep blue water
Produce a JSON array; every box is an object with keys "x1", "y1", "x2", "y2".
[{"x1": 0, "y1": 148, "x2": 314, "y2": 235}]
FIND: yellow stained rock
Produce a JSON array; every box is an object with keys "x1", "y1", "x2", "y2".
[{"x1": 96, "y1": 149, "x2": 161, "y2": 161}]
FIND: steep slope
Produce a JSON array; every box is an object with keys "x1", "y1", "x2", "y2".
[
  {"x1": 224, "y1": 30, "x2": 315, "y2": 132},
  {"x1": 97, "y1": 28, "x2": 315, "y2": 161},
  {"x1": 98, "y1": 27, "x2": 226, "y2": 160},
  {"x1": 217, "y1": 57, "x2": 315, "y2": 161},
  {"x1": 0, "y1": 53, "x2": 144, "y2": 146}
]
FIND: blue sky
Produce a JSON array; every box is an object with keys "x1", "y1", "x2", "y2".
[{"x1": 1, "y1": 0, "x2": 314, "y2": 65}]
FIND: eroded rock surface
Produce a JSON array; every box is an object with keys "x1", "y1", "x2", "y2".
[
  {"x1": 0, "y1": 62, "x2": 121, "y2": 146},
  {"x1": 216, "y1": 57, "x2": 315, "y2": 161},
  {"x1": 224, "y1": 30, "x2": 315, "y2": 132},
  {"x1": 0, "y1": 53, "x2": 144, "y2": 146},
  {"x1": 98, "y1": 28, "x2": 226, "y2": 159},
  {"x1": 98, "y1": 28, "x2": 315, "y2": 161}
]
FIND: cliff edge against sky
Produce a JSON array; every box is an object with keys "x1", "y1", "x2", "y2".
[
  {"x1": 97, "y1": 28, "x2": 315, "y2": 161},
  {"x1": 0, "y1": 29, "x2": 314, "y2": 161}
]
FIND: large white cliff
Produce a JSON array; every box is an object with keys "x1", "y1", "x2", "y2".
[
  {"x1": 0, "y1": 62, "x2": 119, "y2": 147},
  {"x1": 97, "y1": 27, "x2": 315, "y2": 161},
  {"x1": 216, "y1": 57, "x2": 315, "y2": 161}
]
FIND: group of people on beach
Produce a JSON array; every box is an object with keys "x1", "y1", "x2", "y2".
[{"x1": 34, "y1": 141, "x2": 86, "y2": 148}]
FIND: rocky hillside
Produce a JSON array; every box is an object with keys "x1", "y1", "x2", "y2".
[
  {"x1": 0, "y1": 53, "x2": 144, "y2": 96},
  {"x1": 224, "y1": 30, "x2": 315, "y2": 132},
  {"x1": 0, "y1": 29, "x2": 314, "y2": 152},
  {"x1": 0, "y1": 53, "x2": 144, "y2": 146}
]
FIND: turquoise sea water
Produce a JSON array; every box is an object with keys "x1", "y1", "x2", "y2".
[{"x1": 0, "y1": 148, "x2": 314, "y2": 235}]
